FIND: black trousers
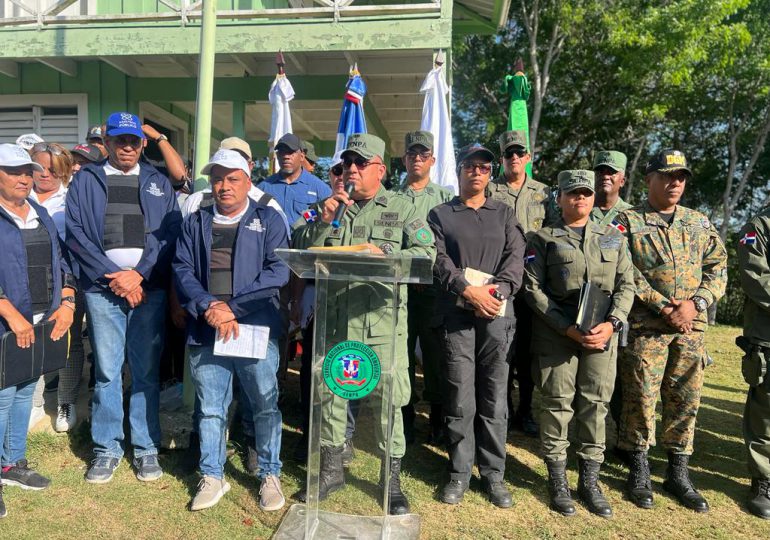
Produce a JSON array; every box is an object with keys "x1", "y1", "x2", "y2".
[
  {"x1": 508, "y1": 296, "x2": 535, "y2": 417},
  {"x1": 441, "y1": 309, "x2": 514, "y2": 482}
]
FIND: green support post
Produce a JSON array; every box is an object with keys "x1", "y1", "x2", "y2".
[{"x1": 233, "y1": 101, "x2": 245, "y2": 139}]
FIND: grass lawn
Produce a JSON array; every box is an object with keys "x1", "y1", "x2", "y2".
[{"x1": 3, "y1": 325, "x2": 768, "y2": 539}]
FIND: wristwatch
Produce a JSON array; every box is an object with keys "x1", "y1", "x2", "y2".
[
  {"x1": 692, "y1": 296, "x2": 708, "y2": 313},
  {"x1": 61, "y1": 296, "x2": 76, "y2": 304},
  {"x1": 155, "y1": 134, "x2": 168, "y2": 144},
  {"x1": 607, "y1": 316, "x2": 623, "y2": 333}
]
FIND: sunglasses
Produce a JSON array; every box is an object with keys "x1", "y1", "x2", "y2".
[
  {"x1": 342, "y1": 156, "x2": 382, "y2": 170},
  {"x1": 461, "y1": 162, "x2": 492, "y2": 174},
  {"x1": 331, "y1": 165, "x2": 343, "y2": 176},
  {"x1": 31, "y1": 143, "x2": 63, "y2": 156},
  {"x1": 405, "y1": 150, "x2": 433, "y2": 161},
  {"x1": 503, "y1": 148, "x2": 528, "y2": 159}
]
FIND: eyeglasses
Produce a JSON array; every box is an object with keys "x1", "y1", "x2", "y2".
[
  {"x1": 331, "y1": 165, "x2": 343, "y2": 176},
  {"x1": 461, "y1": 162, "x2": 492, "y2": 174},
  {"x1": 111, "y1": 135, "x2": 143, "y2": 148},
  {"x1": 342, "y1": 156, "x2": 382, "y2": 170},
  {"x1": 503, "y1": 148, "x2": 527, "y2": 159},
  {"x1": 405, "y1": 150, "x2": 433, "y2": 161},
  {"x1": 31, "y1": 143, "x2": 63, "y2": 156}
]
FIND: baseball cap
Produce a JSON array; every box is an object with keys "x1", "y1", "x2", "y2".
[
  {"x1": 498, "y1": 130, "x2": 529, "y2": 153},
  {"x1": 342, "y1": 133, "x2": 386, "y2": 161},
  {"x1": 593, "y1": 150, "x2": 627, "y2": 172},
  {"x1": 15, "y1": 133, "x2": 44, "y2": 151},
  {"x1": 220, "y1": 137, "x2": 253, "y2": 160},
  {"x1": 71, "y1": 143, "x2": 103, "y2": 163},
  {"x1": 105, "y1": 112, "x2": 145, "y2": 139},
  {"x1": 404, "y1": 130, "x2": 434, "y2": 152},
  {"x1": 644, "y1": 149, "x2": 692, "y2": 176},
  {"x1": 86, "y1": 125, "x2": 103, "y2": 142},
  {"x1": 302, "y1": 141, "x2": 319, "y2": 163},
  {"x1": 0, "y1": 143, "x2": 44, "y2": 172},
  {"x1": 275, "y1": 133, "x2": 302, "y2": 152},
  {"x1": 200, "y1": 149, "x2": 250, "y2": 177},
  {"x1": 456, "y1": 143, "x2": 495, "y2": 164},
  {"x1": 558, "y1": 170, "x2": 595, "y2": 193}
]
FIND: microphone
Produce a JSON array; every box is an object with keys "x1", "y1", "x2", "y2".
[{"x1": 331, "y1": 182, "x2": 355, "y2": 228}]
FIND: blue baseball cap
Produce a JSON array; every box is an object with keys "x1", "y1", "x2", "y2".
[{"x1": 105, "y1": 112, "x2": 145, "y2": 139}]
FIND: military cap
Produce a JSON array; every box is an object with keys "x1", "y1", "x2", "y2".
[
  {"x1": 498, "y1": 130, "x2": 529, "y2": 153},
  {"x1": 404, "y1": 130, "x2": 434, "y2": 152},
  {"x1": 558, "y1": 170, "x2": 595, "y2": 193},
  {"x1": 302, "y1": 140, "x2": 319, "y2": 163},
  {"x1": 456, "y1": 143, "x2": 495, "y2": 165},
  {"x1": 644, "y1": 149, "x2": 692, "y2": 176},
  {"x1": 342, "y1": 133, "x2": 385, "y2": 161},
  {"x1": 593, "y1": 150, "x2": 627, "y2": 172}
]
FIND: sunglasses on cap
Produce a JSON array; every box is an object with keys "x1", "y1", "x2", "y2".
[
  {"x1": 32, "y1": 143, "x2": 63, "y2": 156},
  {"x1": 503, "y1": 148, "x2": 527, "y2": 159},
  {"x1": 342, "y1": 156, "x2": 382, "y2": 170},
  {"x1": 461, "y1": 162, "x2": 492, "y2": 174},
  {"x1": 331, "y1": 164, "x2": 343, "y2": 176}
]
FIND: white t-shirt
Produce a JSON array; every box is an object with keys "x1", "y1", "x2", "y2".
[
  {"x1": 30, "y1": 183, "x2": 67, "y2": 240},
  {"x1": 103, "y1": 162, "x2": 144, "y2": 270}
]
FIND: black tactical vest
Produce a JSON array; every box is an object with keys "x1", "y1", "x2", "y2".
[
  {"x1": 21, "y1": 224, "x2": 53, "y2": 314},
  {"x1": 209, "y1": 222, "x2": 238, "y2": 301},
  {"x1": 103, "y1": 174, "x2": 145, "y2": 250}
]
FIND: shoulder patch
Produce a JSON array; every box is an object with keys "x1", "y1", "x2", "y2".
[
  {"x1": 414, "y1": 227, "x2": 433, "y2": 245},
  {"x1": 740, "y1": 231, "x2": 757, "y2": 245}
]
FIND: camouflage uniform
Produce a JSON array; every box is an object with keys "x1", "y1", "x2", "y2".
[
  {"x1": 293, "y1": 185, "x2": 436, "y2": 458},
  {"x1": 736, "y1": 209, "x2": 770, "y2": 480},
  {"x1": 615, "y1": 201, "x2": 727, "y2": 454}
]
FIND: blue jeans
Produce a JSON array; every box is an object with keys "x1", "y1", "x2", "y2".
[
  {"x1": 0, "y1": 378, "x2": 36, "y2": 466},
  {"x1": 85, "y1": 289, "x2": 166, "y2": 459},
  {"x1": 190, "y1": 339, "x2": 282, "y2": 480}
]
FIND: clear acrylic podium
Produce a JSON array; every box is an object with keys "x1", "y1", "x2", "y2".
[{"x1": 274, "y1": 248, "x2": 432, "y2": 540}]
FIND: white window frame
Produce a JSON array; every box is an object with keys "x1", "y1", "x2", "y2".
[{"x1": 0, "y1": 93, "x2": 88, "y2": 142}]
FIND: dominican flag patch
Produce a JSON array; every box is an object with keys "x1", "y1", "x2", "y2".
[
  {"x1": 525, "y1": 249, "x2": 536, "y2": 264},
  {"x1": 302, "y1": 209, "x2": 318, "y2": 223},
  {"x1": 610, "y1": 220, "x2": 626, "y2": 233},
  {"x1": 740, "y1": 231, "x2": 757, "y2": 245}
]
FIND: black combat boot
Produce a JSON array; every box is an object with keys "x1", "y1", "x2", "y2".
[
  {"x1": 380, "y1": 458, "x2": 410, "y2": 515},
  {"x1": 626, "y1": 451, "x2": 654, "y2": 509},
  {"x1": 577, "y1": 459, "x2": 612, "y2": 518},
  {"x1": 546, "y1": 460, "x2": 576, "y2": 516},
  {"x1": 428, "y1": 403, "x2": 445, "y2": 446},
  {"x1": 747, "y1": 478, "x2": 770, "y2": 519},
  {"x1": 663, "y1": 453, "x2": 709, "y2": 513},
  {"x1": 298, "y1": 444, "x2": 345, "y2": 502}
]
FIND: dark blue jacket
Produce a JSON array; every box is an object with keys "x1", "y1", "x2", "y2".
[
  {"x1": 65, "y1": 160, "x2": 182, "y2": 292},
  {"x1": 0, "y1": 200, "x2": 72, "y2": 334},
  {"x1": 172, "y1": 199, "x2": 290, "y2": 347}
]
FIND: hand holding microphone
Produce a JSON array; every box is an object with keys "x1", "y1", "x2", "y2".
[{"x1": 319, "y1": 182, "x2": 355, "y2": 226}]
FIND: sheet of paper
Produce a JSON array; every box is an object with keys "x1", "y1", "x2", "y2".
[{"x1": 213, "y1": 324, "x2": 270, "y2": 360}]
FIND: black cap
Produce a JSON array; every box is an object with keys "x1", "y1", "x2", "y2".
[
  {"x1": 275, "y1": 133, "x2": 302, "y2": 152},
  {"x1": 86, "y1": 125, "x2": 103, "y2": 142},
  {"x1": 456, "y1": 143, "x2": 495, "y2": 164},
  {"x1": 644, "y1": 149, "x2": 692, "y2": 176},
  {"x1": 71, "y1": 143, "x2": 102, "y2": 163}
]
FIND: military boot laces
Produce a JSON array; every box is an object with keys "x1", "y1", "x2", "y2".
[
  {"x1": 577, "y1": 459, "x2": 612, "y2": 518},
  {"x1": 663, "y1": 453, "x2": 709, "y2": 513},
  {"x1": 546, "y1": 460, "x2": 576, "y2": 516},
  {"x1": 626, "y1": 451, "x2": 654, "y2": 509},
  {"x1": 748, "y1": 478, "x2": 770, "y2": 520},
  {"x1": 380, "y1": 458, "x2": 410, "y2": 515}
]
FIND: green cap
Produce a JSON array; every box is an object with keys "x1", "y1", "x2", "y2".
[
  {"x1": 343, "y1": 133, "x2": 385, "y2": 161},
  {"x1": 558, "y1": 170, "x2": 595, "y2": 193},
  {"x1": 404, "y1": 130, "x2": 434, "y2": 151},
  {"x1": 302, "y1": 141, "x2": 318, "y2": 163},
  {"x1": 498, "y1": 130, "x2": 529, "y2": 153},
  {"x1": 593, "y1": 150, "x2": 627, "y2": 172}
]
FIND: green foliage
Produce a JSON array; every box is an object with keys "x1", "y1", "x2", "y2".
[{"x1": 716, "y1": 231, "x2": 745, "y2": 325}]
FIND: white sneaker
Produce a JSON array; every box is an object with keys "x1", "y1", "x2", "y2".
[
  {"x1": 55, "y1": 404, "x2": 77, "y2": 433},
  {"x1": 28, "y1": 405, "x2": 46, "y2": 429}
]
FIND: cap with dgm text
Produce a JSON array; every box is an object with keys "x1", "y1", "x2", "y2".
[
  {"x1": 342, "y1": 133, "x2": 386, "y2": 161},
  {"x1": 0, "y1": 143, "x2": 44, "y2": 172},
  {"x1": 644, "y1": 149, "x2": 692, "y2": 176},
  {"x1": 498, "y1": 130, "x2": 529, "y2": 153},
  {"x1": 558, "y1": 169, "x2": 596, "y2": 193},
  {"x1": 593, "y1": 150, "x2": 627, "y2": 172},
  {"x1": 201, "y1": 149, "x2": 251, "y2": 178},
  {"x1": 405, "y1": 130, "x2": 434, "y2": 152}
]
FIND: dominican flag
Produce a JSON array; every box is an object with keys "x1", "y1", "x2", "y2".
[
  {"x1": 740, "y1": 231, "x2": 757, "y2": 245},
  {"x1": 525, "y1": 249, "x2": 536, "y2": 264},
  {"x1": 610, "y1": 220, "x2": 627, "y2": 233},
  {"x1": 332, "y1": 69, "x2": 368, "y2": 164},
  {"x1": 302, "y1": 209, "x2": 318, "y2": 223}
]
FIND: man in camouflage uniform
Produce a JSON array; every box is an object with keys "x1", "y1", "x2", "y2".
[
  {"x1": 487, "y1": 129, "x2": 555, "y2": 436},
  {"x1": 396, "y1": 130, "x2": 453, "y2": 444},
  {"x1": 736, "y1": 208, "x2": 770, "y2": 519},
  {"x1": 590, "y1": 150, "x2": 633, "y2": 431},
  {"x1": 615, "y1": 150, "x2": 727, "y2": 513},
  {"x1": 294, "y1": 133, "x2": 436, "y2": 515}
]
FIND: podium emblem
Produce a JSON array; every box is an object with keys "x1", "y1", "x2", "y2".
[{"x1": 323, "y1": 341, "x2": 381, "y2": 400}]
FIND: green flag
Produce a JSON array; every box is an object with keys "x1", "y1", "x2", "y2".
[{"x1": 504, "y1": 67, "x2": 532, "y2": 178}]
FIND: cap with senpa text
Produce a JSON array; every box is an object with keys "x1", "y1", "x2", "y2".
[
  {"x1": 86, "y1": 125, "x2": 103, "y2": 142},
  {"x1": 405, "y1": 130, "x2": 434, "y2": 152},
  {"x1": 275, "y1": 133, "x2": 302, "y2": 152},
  {"x1": 593, "y1": 150, "x2": 627, "y2": 172},
  {"x1": 15, "y1": 133, "x2": 44, "y2": 151},
  {"x1": 0, "y1": 143, "x2": 44, "y2": 172},
  {"x1": 456, "y1": 143, "x2": 495, "y2": 165},
  {"x1": 302, "y1": 141, "x2": 319, "y2": 164},
  {"x1": 220, "y1": 137, "x2": 253, "y2": 160},
  {"x1": 200, "y1": 149, "x2": 251, "y2": 177},
  {"x1": 71, "y1": 144, "x2": 103, "y2": 163},
  {"x1": 644, "y1": 149, "x2": 692, "y2": 176},
  {"x1": 105, "y1": 112, "x2": 145, "y2": 139},
  {"x1": 342, "y1": 133, "x2": 386, "y2": 161},
  {"x1": 498, "y1": 130, "x2": 529, "y2": 153},
  {"x1": 558, "y1": 170, "x2": 595, "y2": 193}
]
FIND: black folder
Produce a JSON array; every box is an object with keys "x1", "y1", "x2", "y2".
[
  {"x1": 0, "y1": 320, "x2": 69, "y2": 390},
  {"x1": 575, "y1": 283, "x2": 612, "y2": 333}
]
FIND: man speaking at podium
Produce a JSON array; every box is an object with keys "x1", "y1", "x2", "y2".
[{"x1": 294, "y1": 133, "x2": 436, "y2": 515}]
